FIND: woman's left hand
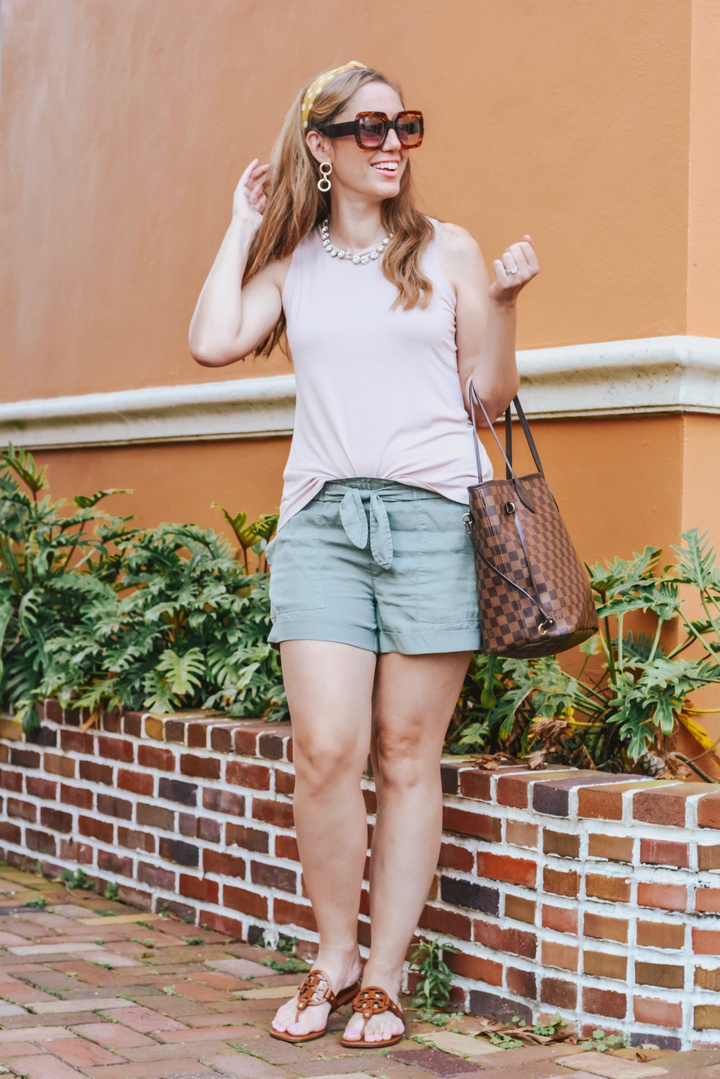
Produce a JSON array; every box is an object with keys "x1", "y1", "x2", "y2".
[{"x1": 489, "y1": 234, "x2": 539, "y2": 306}]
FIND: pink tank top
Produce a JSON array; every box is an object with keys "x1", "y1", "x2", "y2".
[{"x1": 277, "y1": 217, "x2": 492, "y2": 531}]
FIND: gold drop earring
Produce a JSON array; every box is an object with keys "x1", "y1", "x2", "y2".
[{"x1": 317, "y1": 162, "x2": 332, "y2": 192}]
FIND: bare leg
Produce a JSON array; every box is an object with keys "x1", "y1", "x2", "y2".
[
  {"x1": 270, "y1": 640, "x2": 375, "y2": 1037},
  {"x1": 342, "y1": 650, "x2": 473, "y2": 1044}
]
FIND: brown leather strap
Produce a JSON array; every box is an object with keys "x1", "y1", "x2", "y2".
[
  {"x1": 352, "y1": 985, "x2": 403, "y2": 1023},
  {"x1": 295, "y1": 969, "x2": 336, "y2": 1014}
]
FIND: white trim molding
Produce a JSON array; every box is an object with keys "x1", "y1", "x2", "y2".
[{"x1": 1, "y1": 336, "x2": 719, "y2": 451}]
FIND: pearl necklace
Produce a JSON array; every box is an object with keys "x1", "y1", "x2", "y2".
[{"x1": 320, "y1": 218, "x2": 393, "y2": 264}]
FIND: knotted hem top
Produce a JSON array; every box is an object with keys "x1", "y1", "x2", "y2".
[{"x1": 276, "y1": 216, "x2": 493, "y2": 533}]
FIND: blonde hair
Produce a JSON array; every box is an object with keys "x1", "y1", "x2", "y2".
[{"x1": 243, "y1": 66, "x2": 433, "y2": 357}]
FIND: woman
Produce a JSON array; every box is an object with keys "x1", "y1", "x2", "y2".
[{"x1": 189, "y1": 61, "x2": 538, "y2": 1049}]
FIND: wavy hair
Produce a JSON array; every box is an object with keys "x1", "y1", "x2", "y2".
[{"x1": 243, "y1": 66, "x2": 433, "y2": 357}]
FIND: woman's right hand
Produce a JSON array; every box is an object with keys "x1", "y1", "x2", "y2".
[{"x1": 232, "y1": 158, "x2": 270, "y2": 227}]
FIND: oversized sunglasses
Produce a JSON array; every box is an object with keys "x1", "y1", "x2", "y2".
[{"x1": 313, "y1": 110, "x2": 424, "y2": 149}]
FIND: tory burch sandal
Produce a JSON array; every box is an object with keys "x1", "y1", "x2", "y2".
[
  {"x1": 340, "y1": 985, "x2": 405, "y2": 1048},
  {"x1": 269, "y1": 967, "x2": 362, "y2": 1043}
]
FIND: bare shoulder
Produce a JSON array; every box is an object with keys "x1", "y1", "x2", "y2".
[{"x1": 433, "y1": 220, "x2": 487, "y2": 290}]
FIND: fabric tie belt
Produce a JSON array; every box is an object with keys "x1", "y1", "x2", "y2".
[{"x1": 316, "y1": 480, "x2": 439, "y2": 571}]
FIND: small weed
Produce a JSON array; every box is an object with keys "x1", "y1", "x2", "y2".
[
  {"x1": 409, "y1": 937, "x2": 459, "y2": 1010},
  {"x1": 413, "y1": 1008, "x2": 464, "y2": 1028},
  {"x1": 277, "y1": 934, "x2": 299, "y2": 955},
  {"x1": 142, "y1": 938, "x2": 155, "y2": 947},
  {"x1": 96, "y1": 1012, "x2": 119, "y2": 1023},
  {"x1": 92, "y1": 962, "x2": 114, "y2": 970},
  {"x1": 227, "y1": 1043, "x2": 263, "y2": 1058},
  {"x1": 60, "y1": 868, "x2": 94, "y2": 891},
  {"x1": 184, "y1": 937, "x2": 205, "y2": 946},
  {"x1": 580, "y1": 1029, "x2": 627, "y2": 1052},
  {"x1": 490, "y1": 1032, "x2": 525, "y2": 1049},
  {"x1": 103, "y1": 882, "x2": 120, "y2": 901},
  {"x1": 23, "y1": 897, "x2": 47, "y2": 909},
  {"x1": 162, "y1": 986, "x2": 176, "y2": 995},
  {"x1": 260, "y1": 956, "x2": 310, "y2": 973}
]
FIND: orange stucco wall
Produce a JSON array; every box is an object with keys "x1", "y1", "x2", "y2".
[{"x1": 0, "y1": 0, "x2": 705, "y2": 405}]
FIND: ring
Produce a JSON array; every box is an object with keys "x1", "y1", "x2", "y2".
[{"x1": 506, "y1": 265, "x2": 519, "y2": 275}]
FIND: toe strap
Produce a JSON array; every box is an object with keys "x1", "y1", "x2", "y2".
[
  {"x1": 296, "y1": 969, "x2": 336, "y2": 1013},
  {"x1": 352, "y1": 985, "x2": 404, "y2": 1022}
]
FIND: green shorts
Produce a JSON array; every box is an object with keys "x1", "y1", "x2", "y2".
[{"x1": 266, "y1": 477, "x2": 481, "y2": 654}]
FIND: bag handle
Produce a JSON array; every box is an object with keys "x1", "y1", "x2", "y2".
[{"x1": 469, "y1": 381, "x2": 545, "y2": 512}]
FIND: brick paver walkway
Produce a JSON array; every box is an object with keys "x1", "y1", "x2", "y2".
[{"x1": 0, "y1": 863, "x2": 717, "y2": 1079}]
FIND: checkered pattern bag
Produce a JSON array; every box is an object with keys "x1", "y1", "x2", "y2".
[{"x1": 465, "y1": 385, "x2": 598, "y2": 658}]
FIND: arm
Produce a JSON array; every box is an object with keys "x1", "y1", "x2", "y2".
[
  {"x1": 436, "y1": 222, "x2": 539, "y2": 424},
  {"x1": 189, "y1": 160, "x2": 287, "y2": 367}
]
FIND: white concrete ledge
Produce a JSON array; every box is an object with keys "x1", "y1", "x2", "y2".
[{"x1": 1, "y1": 336, "x2": 719, "y2": 451}]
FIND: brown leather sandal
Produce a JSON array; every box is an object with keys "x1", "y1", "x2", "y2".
[
  {"x1": 340, "y1": 985, "x2": 405, "y2": 1048},
  {"x1": 269, "y1": 968, "x2": 362, "y2": 1043}
]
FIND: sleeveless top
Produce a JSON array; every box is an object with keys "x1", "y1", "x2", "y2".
[{"x1": 277, "y1": 217, "x2": 493, "y2": 531}]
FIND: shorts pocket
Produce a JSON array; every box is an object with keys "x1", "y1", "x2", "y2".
[
  {"x1": 267, "y1": 520, "x2": 325, "y2": 618},
  {"x1": 414, "y1": 499, "x2": 478, "y2": 625}
]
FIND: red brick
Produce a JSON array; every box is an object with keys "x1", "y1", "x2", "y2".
[
  {"x1": 275, "y1": 834, "x2": 300, "y2": 861},
  {"x1": 637, "y1": 919, "x2": 684, "y2": 949},
  {"x1": 584, "y1": 912, "x2": 629, "y2": 942},
  {"x1": 586, "y1": 873, "x2": 631, "y2": 903},
  {"x1": 584, "y1": 951, "x2": 627, "y2": 980},
  {"x1": 638, "y1": 881, "x2": 688, "y2": 911},
  {"x1": 541, "y1": 904, "x2": 578, "y2": 934},
  {"x1": 202, "y1": 787, "x2": 245, "y2": 816},
  {"x1": 459, "y1": 768, "x2": 493, "y2": 801},
  {"x1": 40, "y1": 807, "x2": 73, "y2": 832},
  {"x1": 179, "y1": 873, "x2": 219, "y2": 903},
  {"x1": 577, "y1": 784, "x2": 628, "y2": 820},
  {"x1": 258, "y1": 731, "x2": 287, "y2": 759},
  {"x1": 117, "y1": 768, "x2": 154, "y2": 796},
  {"x1": 178, "y1": 811, "x2": 198, "y2": 837},
  {"x1": 59, "y1": 782, "x2": 93, "y2": 809},
  {"x1": 497, "y1": 771, "x2": 570, "y2": 809},
  {"x1": 102, "y1": 709, "x2": 123, "y2": 732},
  {"x1": 117, "y1": 826, "x2": 155, "y2": 853},
  {"x1": 60, "y1": 728, "x2": 96, "y2": 755},
  {"x1": 699, "y1": 845, "x2": 720, "y2": 871},
  {"x1": 362, "y1": 787, "x2": 377, "y2": 814},
  {"x1": 443, "y1": 806, "x2": 502, "y2": 841},
  {"x1": 0, "y1": 821, "x2": 22, "y2": 843},
  {"x1": 695, "y1": 967, "x2": 720, "y2": 990},
  {"x1": 543, "y1": 866, "x2": 579, "y2": 897},
  {"x1": 439, "y1": 842, "x2": 474, "y2": 872},
  {"x1": 418, "y1": 904, "x2": 472, "y2": 941},
  {"x1": 199, "y1": 909, "x2": 245, "y2": 937},
  {"x1": 222, "y1": 883, "x2": 267, "y2": 918},
  {"x1": 696, "y1": 889, "x2": 720, "y2": 914},
  {"x1": 180, "y1": 753, "x2": 221, "y2": 780},
  {"x1": 634, "y1": 784, "x2": 699, "y2": 826},
  {"x1": 78, "y1": 815, "x2": 114, "y2": 843},
  {"x1": 447, "y1": 950, "x2": 503, "y2": 986},
  {"x1": 7, "y1": 797, "x2": 36, "y2": 821},
  {"x1": 505, "y1": 894, "x2": 536, "y2": 924},
  {"x1": 123, "y1": 711, "x2": 143, "y2": 736},
  {"x1": 198, "y1": 816, "x2": 221, "y2": 843},
  {"x1": 209, "y1": 725, "x2": 234, "y2": 753},
  {"x1": 226, "y1": 760, "x2": 271, "y2": 790},
  {"x1": 59, "y1": 838, "x2": 93, "y2": 863},
  {"x1": 541, "y1": 940, "x2": 578, "y2": 971},
  {"x1": 541, "y1": 977, "x2": 577, "y2": 1008},
  {"x1": 26, "y1": 776, "x2": 57, "y2": 800},
  {"x1": 694, "y1": 929, "x2": 720, "y2": 956},
  {"x1": 583, "y1": 986, "x2": 627, "y2": 1018},
  {"x1": 640, "y1": 838, "x2": 689, "y2": 867},
  {"x1": 698, "y1": 793, "x2": 720, "y2": 829},
  {"x1": 252, "y1": 798, "x2": 294, "y2": 828},
  {"x1": 636, "y1": 961, "x2": 684, "y2": 988},
  {"x1": 476, "y1": 851, "x2": 537, "y2": 888},
  {"x1": 226, "y1": 822, "x2": 269, "y2": 852},
  {"x1": 97, "y1": 848, "x2": 133, "y2": 877},
  {"x1": 543, "y1": 828, "x2": 580, "y2": 858},
  {"x1": 138, "y1": 744, "x2": 176, "y2": 771},
  {"x1": 10, "y1": 747, "x2": 41, "y2": 768},
  {"x1": 273, "y1": 895, "x2": 315, "y2": 929},
  {"x1": 0, "y1": 767, "x2": 23, "y2": 792},
  {"x1": 96, "y1": 794, "x2": 133, "y2": 820},
  {"x1": 694, "y1": 1005, "x2": 720, "y2": 1029},
  {"x1": 507, "y1": 967, "x2": 537, "y2": 999},
  {"x1": 275, "y1": 769, "x2": 295, "y2": 796},
  {"x1": 25, "y1": 828, "x2": 56, "y2": 855},
  {"x1": 137, "y1": 802, "x2": 174, "y2": 830},
  {"x1": 250, "y1": 860, "x2": 297, "y2": 893},
  {"x1": 137, "y1": 860, "x2": 177, "y2": 889},
  {"x1": 505, "y1": 819, "x2": 539, "y2": 850},
  {"x1": 96, "y1": 735, "x2": 133, "y2": 762},
  {"x1": 203, "y1": 849, "x2": 247, "y2": 878},
  {"x1": 159, "y1": 836, "x2": 199, "y2": 867},
  {"x1": 233, "y1": 727, "x2": 262, "y2": 755},
  {"x1": 475, "y1": 918, "x2": 536, "y2": 958},
  {"x1": 588, "y1": 833, "x2": 634, "y2": 863},
  {"x1": 43, "y1": 753, "x2": 76, "y2": 778},
  {"x1": 187, "y1": 720, "x2": 213, "y2": 747},
  {"x1": 634, "y1": 997, "x2": 683, "y2": 1027},
  {"x1": 79, "y1": 760, "x2": 113, "y2": 785}
]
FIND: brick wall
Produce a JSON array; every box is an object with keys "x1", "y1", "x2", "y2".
[{"x1": 1, "y1": 704, "x2": 719, "y2": 1049}]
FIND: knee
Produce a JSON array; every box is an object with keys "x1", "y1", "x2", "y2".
[
  {"x1": 293, "y1": 735, "x2": 368, "y2": 794},
  {"x1": 372, "y1": 728, "x2": 431, "y2": 792}
]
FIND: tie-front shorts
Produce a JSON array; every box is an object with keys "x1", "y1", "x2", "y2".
[{"x1": 265, "y1": 477, "x2": 481, "y2": 654}]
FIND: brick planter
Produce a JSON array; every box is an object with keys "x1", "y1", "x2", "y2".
[{"x1": 1, "y1": 705, "x2": 719, "y2": 1049}]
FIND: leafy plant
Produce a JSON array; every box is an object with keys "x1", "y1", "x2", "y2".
[
  {"x1": 22, "y1": 896, "x2": 47, "y2": 909},
  {"x1": 103, "y1": 882, "x2": 119, "y2": 901},
  {"x1": 446, "y1": 532, "x2": 720, "y2": 774},
  {"x1": 60, "y1": 867, "x2": 94, "y2": 890},
  {"x1": 580, "y1": 1028, "x2": 627, "y2": 1052},
  {"x1": 409, "y1": 937, "x2": 459, "y2": 1010}
]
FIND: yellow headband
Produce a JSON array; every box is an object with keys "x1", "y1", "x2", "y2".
[{"x1": 301, "y1": 61, "x2": 367, "y2": 130}]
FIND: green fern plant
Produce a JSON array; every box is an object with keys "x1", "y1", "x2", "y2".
[{"x1": 409, "y1": 937, "x2": 459, "y2": 1010}]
